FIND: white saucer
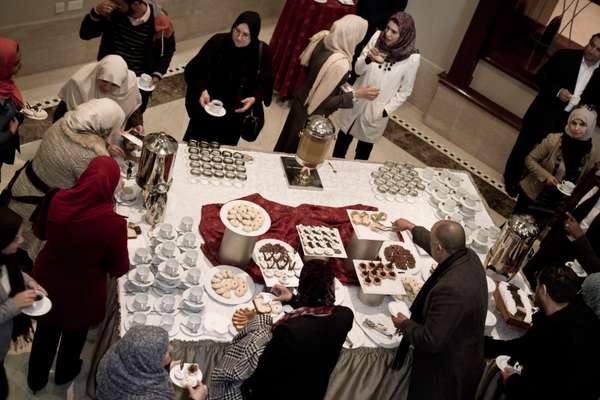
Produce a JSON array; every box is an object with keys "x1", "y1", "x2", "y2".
[
  {"x1": 154, "y1": 232, "x2": 178, "y2": 243},
  {"x1": 127, "y1": 269, "x2": 155, "y2": 288},
  {"x1": 153, "y1": 243, "x2": 181, "y2": 261},
  {"x1": 21, "y1": 106, "x2": 48, "y2": 120},
  {"x1": 154, "y1": 277, "x2": 180, "y2": 292},
  {"x1": 177, "y1": 236, "x2": 198, "y2": 251},
  {"x1": 170, "y1": 363, "x2": 203, "y2": 388},
  {"x1": 388, "y1": 300, "x2": 411, "y2": 318},
  {"x1": 181, "y1": 269, "x2": 203, "y2": 288},
  {"x1": 557, "y1": 184, "x2": 573, "y2": 196},
  {"x1": 22, "y1": 297, "x2": 52, "y2": 316},
  {"x1": 495, "y1": 355, "x2": 522, "y2": 373},
  {"x1": 137, "y1": 79, "x2": 155, "y2": 92},
  {"x1": 204, "y1": 105, "x2": 226, "y2": 117},
  {"x1": 179, "y1": 324, "x2": 203, "y2": 337},
  {"x1": 125, "y1": 296, "x2": 154, "y2": 314}
]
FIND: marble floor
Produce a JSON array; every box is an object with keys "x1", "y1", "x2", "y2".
[{"x1": 2, "y1": 21, "x2": 513, "y2": 400}]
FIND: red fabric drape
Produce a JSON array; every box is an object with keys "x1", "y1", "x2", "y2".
[{"x1": 199, "y1": 193, "x2": 375, "y2": 285}]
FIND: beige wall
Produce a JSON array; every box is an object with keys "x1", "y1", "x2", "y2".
[{"x1": 0, "y1": 0, "x2": 284, "y2": 75}]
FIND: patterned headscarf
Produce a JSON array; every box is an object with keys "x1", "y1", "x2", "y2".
[
  {"x1": 375, "y1": 12, "x2": 419, "y2": 63},
  {"x1": 96, "y1": 325, "x2": 173, "y2": 400}
]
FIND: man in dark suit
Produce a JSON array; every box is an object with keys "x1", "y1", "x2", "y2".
[
  {"x1": 523, "y1": 165, "x2": 600, "y2": 286},
  {"x1": 391, "y1": 219, "x2": 488, "y2": 400},
  {"x1": 243, "y1": 261, "x2": 353, "y2": 400},
  {"x1": 485, "y1": 265, "x2": 600, "y2": 400},
  {"x1": 504, "y1": 33, "x2": 600, "y2": 196}
]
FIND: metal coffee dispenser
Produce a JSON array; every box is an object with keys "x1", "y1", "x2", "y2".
[
  {"x1": 137, "y1": 132, "x2": 178, "y2": 197},
  {"x1": 485, "y1": 215, "x2": 539, "y2": 280},
  {"x1": 281, "y1": 115, "x2": 336, "y2": 190}
]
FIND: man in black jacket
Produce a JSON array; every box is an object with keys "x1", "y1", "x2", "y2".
[
  {"x1": 80, "y1": 0, "x2": 176, "y2": 113},
  {"x1": 504, "y1": 33, "x2": 600, "y2": 196},
  {"x1": 391, "y1": 219, "x2": 488, "y2": 400},
  {"x1": 485, "y1": 265, "x2": 600, "y2": 400}
]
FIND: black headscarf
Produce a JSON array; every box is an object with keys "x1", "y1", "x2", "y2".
[
  {"x1": 231, "y1": 11, "x2": 261, "y2": 48},
  {"x1": 0, "y1": 207, "x2": 32, "y2": 343}
]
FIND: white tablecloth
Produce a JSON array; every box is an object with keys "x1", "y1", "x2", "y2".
[{"x1": 116, "y1": 146, "x2": 526, "y2": 345}]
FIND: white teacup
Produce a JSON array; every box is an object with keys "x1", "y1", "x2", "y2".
[
  {"x1": 159, "y1": 223, "x2": 174, "y2": 240},
  {"x1": 420, "y1": 169, "x2": 434, "y2": 181},
  {"x1": 31, "y1": 290, "x2": 45, "y2": 311},
  {"x1": 184, "y1": 315, "x2": 202, "y2": 333},
  {"x1": 131, "y1": 313, "x2": 147, "y2": 327},
  {"x1": 120, "y1": 184, "x2": 139, "y2": 201},
  {"x1": 207, "y1": 100, "x2": 224, "y2": 114},
  {"x1": 462, "y1": 196, "x2": 478, "y2": 211},
  {"x1": 183, "y1": 250, "x2": 198, "y2": 266},
  {"x1": 432, "y1": 190, "x2": 449, "y2": 204},
  {"x1": 188, "y1": 287, "x2": 203, "y2": 304},
  {"x1": 161, "y1": 295, "x2": 176, "y2": 313},
  {"x1": 161, "y1": 241, "x2": 176, "y2": 258},
  {"x1": 182, "y1": 233, "x2": 196, "y2": 248},
  {"x1": 187, "y1": 268, "x2": 201, "y2": 285},
  {"x1": 560, "y1": 180, "x2": 575, "y2": 194},
  {"x1": 134, "y1": 248, "x2": 151, "y2": 264},
  {"x1": 439, "y1": 199, "x2": 457, "y2": 214},
  {"x1": 136, "y1": 266, "x2": 151, "y2": 283},
  {"x1": 138, "y1": 73, "x2": 155, "y2": 91},
  {"x1": 476, "y1": 229, "x2": 489, "y2": 243},
  {"x1": 179, "y1": 216, "x2": 194, "y2": 232},
  {"x1": 133, "y1": 293, "x2": 149, "y2": 311},
  {"x1": 160, "y1": 314, "x2": 175, "y2": 332},
  {"x1": 165, "y1": 259, "x2": 179, "y2": 276}
]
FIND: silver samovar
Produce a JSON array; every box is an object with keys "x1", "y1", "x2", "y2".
[
  {"x1": 485, "y1": 215, "x2": 539, "y2": 280},
  {"x1": 136, "y1": 132, "x2": 178, "y2": 224}
]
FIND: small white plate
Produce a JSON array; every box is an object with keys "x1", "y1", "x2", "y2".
[
  {"x1": 557, "y1": 183, "x2": 574, "y2": 196},
  {"x1": 388, "y1": 301, "x2": 410, "y2": 318},
  {"x1": 170, "y1": 363, "x2": 203, "y2": 388},
  {"x1": 495, "y1": 355, "x2": 522, "y2": 374},
  {"x1": 22, "y1": 296, "x2": 52, "y2": 316},
  {"x1": 153, "y1": 297, "x2": 180, "y2": 315},
  {"x1": 204, "y1": 105, "x2": 226, "y2": 117},
  {"x1": 21, "y1": 106, "x2": 48, "y2": 120},
  {"x1": 154, "y1": 232, "x2": 178, "y2": 244},
  {"x1": 179, "y1": 323, "x2": 203, "y2": 338}
]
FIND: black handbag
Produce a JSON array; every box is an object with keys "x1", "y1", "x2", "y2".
[{"x1": 240, "y1": 43, "x2": 265, "y2": 142}]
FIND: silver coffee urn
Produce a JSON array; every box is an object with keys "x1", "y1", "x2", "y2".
[
  {"x1": 485, "y1": 215, "x2": 539, "y2": 280},
  {"x1": 136, "y1": 132, "x2": 178, "y2": 225}
]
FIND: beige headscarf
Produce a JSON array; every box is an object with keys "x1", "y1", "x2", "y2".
[
  {"x1": 58, "y1": 55, "x2": 141, "y2": 125},
  {"x1": 565, "y1": 106, "x2": 597, "y2": 141},
  {"x1": 300, "y1": 15, "x2": 368, "y2": 115},
  {"x1": 64, "y1": 98, "x2": 126, "y2": 139}
]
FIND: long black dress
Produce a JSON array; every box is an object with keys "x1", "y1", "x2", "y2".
[
  {"x1": 273, "y1": 41, "x2": 354, "y2": 153},
  {"x1": 183, "y1": 33, "x2": 273, "y2": 145}
]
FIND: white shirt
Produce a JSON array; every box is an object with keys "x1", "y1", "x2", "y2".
[
  {"x1": 580, "y1": 192, "x2": 600, "y2": 232},
  {"x1": 564, "y1": 57, "x2": 600, "y2": 111}
]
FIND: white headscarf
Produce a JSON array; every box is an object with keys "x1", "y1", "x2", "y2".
[
  {"x1": 64, "y1": 98, "x2": 126, "y2": 139},
  {"x1": 58, "y1": 55, "x2": 141, "y2": 124},
  {"x1": 300, "y1": 15, "x2": 368, "y2": 115}
]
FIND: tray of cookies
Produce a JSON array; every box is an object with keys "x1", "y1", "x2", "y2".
[
  {"x1": 252, "y1": 239, "x2": 303, "y2": 287},
  {"x1": 346, "y1": 210, "x2": 398, "y2": 241},
  {"x1": 220, "y1": 200, "x2": 271, "y2": 236},
  {"x1": 353, "y1": 259, "x2": 406, "y2": 295},
  {"x1": 296, "y1": 224, "x2": 347, "y2": 258},
  {"x1": 204, "y1": 265, "x2": 255, "y2": 305}
]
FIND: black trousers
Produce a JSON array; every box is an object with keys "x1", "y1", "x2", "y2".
[
  {"x1": 139, "y1": 88, "x2": 152, "y2": 114},
  {"x1": 0, "y1": 362, "x2": 8, "y2": 400},
  {"x1": 332, "y1": 131, "x2": 374, "y2": 160},
  {"x1": 27, "y1": 322, "x2": 88, "y2": 391}
]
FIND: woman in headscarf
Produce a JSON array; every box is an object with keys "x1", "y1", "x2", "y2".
[
  {"x1": 514, "y1": 106, "x2": 597, "y2": 223},
  {"x1": 243, "y1": 260, "x2": 353, "y2": 400},
  {"x1": 26, "y1": 156, "x2": 129, "y2": 392},
  {"x1": 96, "y1": 325, "x2": 208, "y2": 400},
  {"x1": 184, "y1": 11, "x2": 273, "y2": 145},
  {"x1": 4, "y1": 98, "x2": 125, "y2": 260},
  {"x1": 0, "y1": 38, "x2": 25, "y2": 183},
  {"x1": 0, "y1": 207, "x2": 45, "y2": 399},
  {"x1": 54, "y1": 54, "x2": 142, "y2": 134},
  {"x1": 273, "y1": 14, "x2": 379, "y2": 154},
  {"x1": 332, "y1": 12, "x2": 419, "y2": 160}
]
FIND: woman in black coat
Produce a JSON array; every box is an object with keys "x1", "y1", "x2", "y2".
[
  {"x1": 183, "y1": 11, "x2": 273, "y2": 145},
  {"x1": 243, "y1": 260, "x2": 353, "y2": 400}
]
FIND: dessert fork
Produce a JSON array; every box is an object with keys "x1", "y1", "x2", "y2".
[{"x1": 363, "y1": 319, "x2": 393, "y2": 338}]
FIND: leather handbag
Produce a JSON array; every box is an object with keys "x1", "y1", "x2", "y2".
[{"x1": 240, "y1": 43, "x2": 265, "y2": 142}]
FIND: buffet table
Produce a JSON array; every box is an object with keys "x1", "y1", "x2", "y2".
[{"x1": 86, "y1": 147, "x2": 528, "y2": 399}]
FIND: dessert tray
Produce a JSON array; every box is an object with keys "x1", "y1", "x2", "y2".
[
  {"x1": 494, "y1": 282, "x2": 534, "y2": 330},
  {"x1": 347, "y1": 210, "x2": 398, "y2": 241},
  {"x1": 296, "y1": 224, "x2": 347, "y2": 258},
  {"x1": 378, "y1": 242, "x2": 420, "y2": 275},
  {"x1": 353, "y1": 260, "x2": 406, "y2": 296},
  {"x1": 252, "y1": 239, "x2": 303, "y2": 287},
  {"x1": 205, "y1": 265, "x2": 255, "y2": 305}
]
